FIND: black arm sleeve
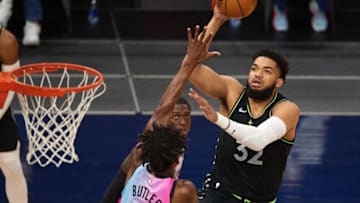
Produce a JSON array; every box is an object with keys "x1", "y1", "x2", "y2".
[{"x1": 101, "y1": 168, "x2": 127, "y2": 203}]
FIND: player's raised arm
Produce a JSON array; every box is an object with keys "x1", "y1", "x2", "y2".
[
  {"x1": 144, "y1": 25, "x2": 220, "y2": 131},
  {"x1": 189, "y1": 7, "x2": 244, "y2": 113},
  {"x1": 101, "y1": 25, "x2": 219, "y2": 203}
]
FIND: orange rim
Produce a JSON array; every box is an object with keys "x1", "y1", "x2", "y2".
[{"x1": 5, "y1": 62, "x2": 104, "y2": 97}]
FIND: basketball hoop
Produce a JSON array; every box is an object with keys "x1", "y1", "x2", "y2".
[{"x1": 0, "y1": 63, "x2": 106, "y2": 167}]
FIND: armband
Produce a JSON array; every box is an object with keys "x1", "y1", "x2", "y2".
[
  {"x1": 2, "y1": 60, "x2": 20, "y2": 72},
  {"x1": 214, "y1": 112, "x2": 230, "y2": 130}
]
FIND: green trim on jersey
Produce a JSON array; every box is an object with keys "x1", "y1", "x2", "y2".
[
  {"x1": 229, "y1": 90, "x2": 246, "y2": 116},
  {"x1": 233, "y1": 91, "x2": 286, "y2": 120},
  {"x1": 281, "y1": 138, "x2": 294, "y2": 145},
  {"x1": 232, "y1": 193, "x2": 277, "y2": 202},
  {"x1": 247, "y1": 92, "x2": 280, "y2": 119},
  {"x1": 268, "y1": 97, "x2": 287, "y2": 117}
]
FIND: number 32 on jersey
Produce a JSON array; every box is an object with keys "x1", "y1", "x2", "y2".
[{"x1": 233, "y1": 144, "x2": 263, "y2": 166}]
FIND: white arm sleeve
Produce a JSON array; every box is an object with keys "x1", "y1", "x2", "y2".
[
  {"x1": 0, "y1": 60, "x2": 19, "y2": 119},
  {"x1": 215, "y1": 113, "x2": 287, "y2": 151}
]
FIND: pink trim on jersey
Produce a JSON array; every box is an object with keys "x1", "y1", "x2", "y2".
[{"x1": 119, "y1": 163, "x2": 176, "y2": 203}]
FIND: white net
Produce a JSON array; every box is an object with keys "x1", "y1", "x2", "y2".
[{"x1": 16, "y1": 65, "x2": 106, "y2": 167}]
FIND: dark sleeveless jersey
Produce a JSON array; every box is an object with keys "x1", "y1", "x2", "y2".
[
  {"x1": 212, "y1": 90, "x2": 293, "y2": 202},
  {"x1": 0, "y1": 25, "x2": 20, "y2": 152}
]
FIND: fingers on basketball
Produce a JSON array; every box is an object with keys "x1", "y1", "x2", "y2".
[{"x1": 217, "y1": 0, "x2": 258, "y2": 19}]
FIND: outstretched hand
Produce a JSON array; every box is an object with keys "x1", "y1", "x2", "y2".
[
  {"x1": 213, "y1": 4, "x2": 230, "y2": 22},
  {"x1": 185, "y1": 25, "x2": 221, "y2": 64},
  {"x1": 188, "y1": 88, "x2": 218, "y2": 123}
]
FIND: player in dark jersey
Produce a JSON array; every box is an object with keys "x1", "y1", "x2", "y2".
[
  {"x1": 101, "y1": 25, "x2": 220, "y2": 203},
  {"x1": 0, "y1": 24, "x2": 28, "y2": 203},
  {"x1": 187, "y1": 7, "x2": 301, "y2": 203}
]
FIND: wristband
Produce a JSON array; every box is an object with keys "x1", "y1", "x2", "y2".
[
  {"x1": 214, "y1": 112, "x2": 230, "y2": 130},
  {"x1": 2, "y1": 60, "x2": 20, "y2": 72}
]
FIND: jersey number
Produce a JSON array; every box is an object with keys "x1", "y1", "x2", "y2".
[{"x1": 233, "y1": 144, "x2": 263, "y2": 165}]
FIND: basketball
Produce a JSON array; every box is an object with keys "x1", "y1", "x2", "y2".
[{"x1": 216, "y1": 0, "x2": 258, "y2": 19}]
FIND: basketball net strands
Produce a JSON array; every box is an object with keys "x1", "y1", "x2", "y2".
[{"x1": 0, "y1": 63, "x2": 106, "y2": 167}]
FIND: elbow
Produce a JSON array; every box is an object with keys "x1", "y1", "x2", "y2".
[
  {"x1": 242, "y1": 136, "x2": 267, "y2": 151},
  {"x1": 246, "y1": 143, "x2": 266, "y2": 152}
]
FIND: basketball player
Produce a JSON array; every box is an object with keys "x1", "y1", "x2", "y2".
[
  {"x1": 101, "y1": 25, "x2": 220, "y2": 203},
  {"x1": 119, "y1": 124, "x2": 198, "y2": 203},
  {"x1": 0, "y1": 24, "x2": 28, "y2": 203},
  {"x1": 187, "y1": 7, "x2": 301, "y2": 203},
  {"x1": 101, "y1": 97, "x2": 192, "y2": 203}
]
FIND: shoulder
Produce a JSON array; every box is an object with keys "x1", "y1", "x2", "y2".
[
  {"x1": 220, "y1": 75, "x2": 244, "y2": 113},
  {"x1": 122, "y1": 143, "x2": 143, "y2": 183},
  {"x1": 172, "y1": 179, "x2": 198, "y2": 203},
  {"x1": 272, "y1": 100, "x2": 300, "y2": 139},
  {"x1": 274, "y1": 99, "x2": 300, "y2": 116},
  {"x1": 272, "y1": 99, "x2": 300, "y2": 127},
  {"x1": 174, "y1": 179, "x2": 197, "y2": 195}
]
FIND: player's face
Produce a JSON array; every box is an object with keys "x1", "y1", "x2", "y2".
[
  {"x1": 169, "y1": 104, "x2": 191, "y2": 137},
  {"x1": 246, "y1": 56, "x2": 283, "y2": 100}
]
